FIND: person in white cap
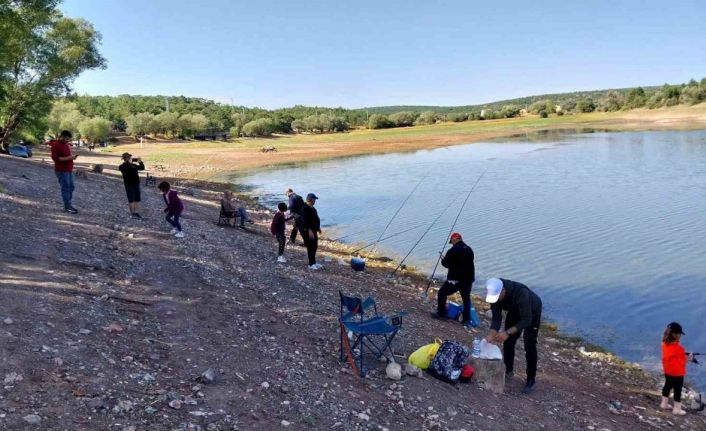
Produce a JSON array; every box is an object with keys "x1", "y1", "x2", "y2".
[{"x1": 484, "y1": 277, "x2": 542, "y2": 394}]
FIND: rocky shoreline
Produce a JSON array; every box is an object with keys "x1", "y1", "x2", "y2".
[{"x1": 1, "y1": 153, "x2": 705, "y2": 430}]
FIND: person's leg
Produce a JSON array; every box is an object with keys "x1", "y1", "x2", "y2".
[
  {"x1": 238, "y1": 208, "x2": 246, "y2": 227},
  {"x1": 302, "y1": 230, "x2": 314, "y2": 265},
  {"x1": 436, "y1": 281, "x2": 456, "y2": 318},
  {"x1": 56, "y1": 172, "x2": 71, "y2": 208},
  {"x1": 173, "y1": 213, "x2": 182, "y2": 231},
  {"x1": 277, "y1": 234, "x2": 285, "y2": 256},
  {"x1": 67, "y1": 172, "x2": 75, "y2": 206},
  {"x1": 673, "y1": 376, "x2": 683, "y2": 403},
  {"x1": 166, "y1": 213, "x2": 176, "y2": 227},
  {"x1": 459, "y1": 283, "x2": 472, "y2": 323},
  {"x1": 290, "y1": 224, "x2": 299, "y2": 243},
  {"x1": 311, "y1": 232, "x2": 318, "y2": 264},
  {"x1": 662, "y1": 376, "x2": 675, "y2": 406},
  {"x1": 133, "y1": 186, "x2": 141, "y2": 215},
  {"x1": 503, "y1": 312, "x2": 520, "y2": 375},
  {"x1": 524, "y1": 309, "x2": 541, "y2": 382}
]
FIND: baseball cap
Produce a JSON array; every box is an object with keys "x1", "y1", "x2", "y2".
[
  {"x1": 449, "y1": 232, "x2": 462, "y2": 243},
  {"x1": 668, "y1": 322, "x2": 685, "y2": 335},
  {"x1": 306, "y1": 193, "x2": 318, "y2": 201},
  {"x1": 485, "y1": 278, "x2": 504, "y2": 303}
]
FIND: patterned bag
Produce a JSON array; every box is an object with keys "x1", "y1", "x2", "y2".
[{"x1": 427, "y1": 341, "x2": 469, "y2": 384}]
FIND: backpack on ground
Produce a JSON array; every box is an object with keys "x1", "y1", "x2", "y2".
[{"x1": 427, "y1": 340, "x2": 469, "y2": 384}]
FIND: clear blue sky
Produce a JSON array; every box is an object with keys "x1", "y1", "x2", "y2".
[{"x1": 60, "y1": 0, "x2": 706, "y2": 109}]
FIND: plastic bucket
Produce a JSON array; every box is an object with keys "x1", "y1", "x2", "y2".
[
  {"x1": 446, "y1": 302, "x2": 463, "y2": 320},
  {"x1": 350, "y1": 258, "x2": 366, "y2": 271}
]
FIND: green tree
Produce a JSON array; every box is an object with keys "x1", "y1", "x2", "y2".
[
  {"x1": 528, "y1": 99, "x2": 555, "y2": 115},
  {"x1": 77, "y1": 116, "x2": 111, "y2": 144},
  {"x1": 46, "y1": 100, "x2": 85, "y2": 138},
  {"x1": 0, "y1": 1, "x2": 106, "y2": 151},
  {"x1": 623, "y1": 87, "x2": 646, "y2": 109},
  {"x1": 153, "y1": 111, "x2": 180, "y2": 136},
  {"x1": 500, "y1": 104, "x2": 521, "y2": 118},
  {"x1": 242, "y1": 118, "x2": 273, "y2": 137},
  {"x1": 229, "y1": 112, "x2": 249, "y2": 137},
  {"x1": 576, "y1": 97, "x2": 596, "y2": 113},
  {"x1": 368, "y1": 114, "x2": 393, "y2": 129},
  {"x1": 125, "y1": 113, "x2": 155, "y2": 137},
  {"x1": 415, "y1": 111, "x2": 439, "y2": 125},
  {"x1": 446, "y1": 112, "x2": 468, "y2": 122},
  {"x1": 598, "y1": 91, "x2": 624, "y2": 112},
  {"x1": 389, "y1": 111, "x2": 418, "y2": 126}
]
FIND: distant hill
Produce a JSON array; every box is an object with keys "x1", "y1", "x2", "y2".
[{"x1": 356, "y1": 86, "x2": 661, "y2": 115}]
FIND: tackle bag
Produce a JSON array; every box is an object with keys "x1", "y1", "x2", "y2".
[
  {"x1": 408, "y1": 338, "x2": 442, "y2": 370},
  {"x1": 427, "y1": 340, "x2": 470, "y2": 384}
]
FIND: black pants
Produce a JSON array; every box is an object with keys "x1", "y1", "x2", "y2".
[
  {"x1": 437, "y1": 281, "x2": 472, "y2": 323},
  {"x1": 662, "y1": 375, "x2": 684, "y2": 402},
  {"x1": 290, "y1": 217, "x2": 303, "y2": 242},
  {"x1": 276, "y1": 234, "x2": 285, "y2": 256},
  {"x1": 302, "y1": 230, "x2": 318, "y2": 265},
  {"x1": 503, "y1": 307, "x2": 542, "y2": 381}
]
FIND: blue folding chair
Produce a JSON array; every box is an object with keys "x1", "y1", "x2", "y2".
[{"x1": 339, "y1": 292, "x2": 405, "y2": 377}]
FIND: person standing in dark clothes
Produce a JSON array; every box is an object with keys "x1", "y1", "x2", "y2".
[
  {"x1": 484, "y1": 278, "x2": 543, "y2": 394},
  {"x1": 271, "y1": 202, "x2": 291, "y2": 263},
  {"x1": 286, "y1": 188, "x2": 305, "y2": 244},
  {"x1": 118, "y1": 152, "x2": 145, "y2": 218},
  {"x1": 158, "y1": 181, "x2": 185, "y2": 238},
  {"x1": 431, "y1": 232, "x2": 475, "y2": 327},
  {"x1": 301, "y1": 193, "x2": 322, "y2": 270}
]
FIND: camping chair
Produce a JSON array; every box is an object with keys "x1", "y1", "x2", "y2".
[
  {"x1": 145, "y1": 172, "x2": 157, "y2": 187},
  {"x1": 217, "y1": 201, "x2": 237, "y2": 227},
  {"x1": 339, "y1": 292, "x2": 405, "y2": 377}
]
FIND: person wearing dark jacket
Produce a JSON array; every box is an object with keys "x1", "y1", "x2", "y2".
[
  {"x1": 286, "y1": 188, "x2": 305, "y2": 244},
  {"x1": 301, "y1": 193, "x2": 322, "y2": 270},
  {"x1": 271, "y1": 202, "x2": 291, "y2": 263},
  {"x1": 431, "y1": 232, "x2": 475, "y2": 326},
  {"x1": 118, "y1": 152, "x2": 145, "y2": 218},
  {"x1": 484, "y1": 277, "x2": 543, "y2": 394},
  {"x1": 158, "y1": 181, "x2": 185, "y2": 238}
]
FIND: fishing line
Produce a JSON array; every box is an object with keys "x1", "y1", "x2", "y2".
[
  {"x1": 390, "y1": 191, "x2": 465, "y2": 276},
  {"x1": 423, "y1": 168, "x2": 488, "y2": 297}
]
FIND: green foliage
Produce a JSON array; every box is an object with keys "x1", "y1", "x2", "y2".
[
  {"x1": 125, "y1": 112, "x2": 155, "y2": 137},
  {"x1": 500, "y1": 104, "x2": 521, "y2": 118},
  {"x1": 47, "y1": 100, "x2": 85, "y2": 138},
  {"x1": 242, "y1": 118, "x2": 273, "y2": 137},
  {"x1": 0, "y1": 1, "x2": 106, "y2": 150},
  {"x1": 178, "y1": 113, "x2": 208, "y2": 137},
  {"x1": 446, "y1": 112, "x2": 468, "y2": 122},
  {"x1": 153, "y1": 111, "x2": 180, "y2": 136},
  {"x1": 680, "y1": 86, "x2": 706, "y2": 105},
  {"x1": 77, "y1": 117, "x2": 111, "y2": 143},
  {"x1": 598, "y1": 91, "x2": 624, "y2": 112},
  {"x1": 528, "y1": 99, "x2": 555, "y2": 115},
  {"x1": 623, "y1": 87, "x2": 646, "y2": 109},
  {"x1": 389, "y1": 111, "x2": 418, "y2": 126},
  {"x1": 368, "y1": 114, "x2": 393, "y2": 129},
  {"x1": 415, "y1": 111, "x2": 439, "y2": 125},
  {"x1": 576, "y1": 97, "x2": 596, "y2": 113}
]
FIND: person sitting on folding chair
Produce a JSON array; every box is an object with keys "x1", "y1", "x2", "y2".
[{"x1": 221, "y1": 190, "x2": 254, "y2": 228}]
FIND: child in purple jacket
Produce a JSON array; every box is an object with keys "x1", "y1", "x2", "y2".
[
  {"x1": 158, "y1": 181, "x2": 185, "y2": 238},
  {"x1": 271, "y1": 202, "x2": 291, "y2": 262}
]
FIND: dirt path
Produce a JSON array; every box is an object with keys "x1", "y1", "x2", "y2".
[{"x1": 1, "y1": 155, "x2": 704, "y2": 430}]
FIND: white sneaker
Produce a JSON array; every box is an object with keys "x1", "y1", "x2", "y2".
[
  {"x1": 309, "y1": 263, "x2": 323, "y2": 270},
  {"x1": 170, "y1": 228, "x2": 178, "y2": 234},
  {"x1": 174, "y1": 231, "x2": 185, "y2": 238},
  {"x1": 277, "y1": 256, "x2": 287, "y2": 263}
]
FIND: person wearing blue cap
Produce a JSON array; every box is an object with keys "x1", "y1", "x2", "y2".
[{"x1": 301, "y1": 193, "x2": 322, "y2": 270}]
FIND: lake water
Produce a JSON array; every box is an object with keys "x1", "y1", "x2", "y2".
[{"x1": 239, "y1": 129, "x2": 706, "y2": 390}]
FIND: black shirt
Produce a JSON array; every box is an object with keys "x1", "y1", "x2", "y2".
[
  {"x1": 119, "y1": 161, "x2": 145, "y2": 185},
  {"x1": 302, "y1": 204, "x2": 320, "y2": 232},
  {"x1": 441, "y1": 240, "x2": 475, "y2": 285},
  {"x1": 490, "y1": 279, "x2": 542, "y2": 332}
]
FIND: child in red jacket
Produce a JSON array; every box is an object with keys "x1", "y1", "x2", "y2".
[
  {"x1": 661, "y1": 322, "x2": 693, "y2": 415},
  {"x1": 271, "y1": 202, "x2": 291, "y2": 262}
]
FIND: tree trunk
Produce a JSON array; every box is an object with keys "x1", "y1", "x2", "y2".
[{"x1": 0, "y1": 113, "x2": 21, "y2": 153}]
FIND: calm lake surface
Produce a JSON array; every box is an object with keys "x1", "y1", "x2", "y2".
[{"x1": 239, "y1": 130, "x2": 706, "y2": 389}]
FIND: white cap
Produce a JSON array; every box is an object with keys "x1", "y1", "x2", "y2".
[{"x1": 485, "y1": 278, "x2": 504, "y2": 303}]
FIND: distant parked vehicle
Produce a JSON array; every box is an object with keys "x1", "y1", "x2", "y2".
[{"x1": 8, "y1": 144, "x2": 32, "y2": 158}]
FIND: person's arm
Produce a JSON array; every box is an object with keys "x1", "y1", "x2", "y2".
[
  {"x1": 440, "y1": 246, "x2": 454, "y2": 268},
  {"x1": 136, "y1": 161, "x2": 145, "y2": 171},
  {"x1": 486, "y1": 303, "x2": 503, "y2": 341}
]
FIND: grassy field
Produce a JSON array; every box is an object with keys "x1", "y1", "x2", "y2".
[{"x1": 91, "y1": 104, "x2": 706, "y2": 181}]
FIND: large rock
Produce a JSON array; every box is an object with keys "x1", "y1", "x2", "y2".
[{"x1": 386, "y1": 362, "x2": 402, "y2": 380}]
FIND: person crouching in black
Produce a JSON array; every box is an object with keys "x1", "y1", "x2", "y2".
[{"x1": 431, "y1": 232, "x2": 475, "y2": 327}]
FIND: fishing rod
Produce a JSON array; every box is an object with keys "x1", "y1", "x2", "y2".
[
  {"x1": 351, "y1": 222, "x2": 428, "y2": 255},
  {"x1": 368, "y1": 176, "x2": 426, "y2": 255},
  {"x1": 390, "y1": 192, "x2": 464, "y2": 276},
  {"x1": 423, "y1": 168, "x2": 488, "y2": 299},
  {"x1": 328, "y1": 228, "x2": 369, "y2": 242}
]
